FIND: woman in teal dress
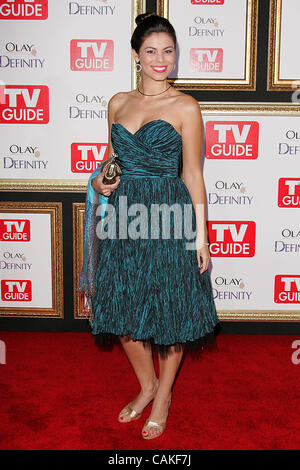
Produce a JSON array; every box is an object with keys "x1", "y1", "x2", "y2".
[{"x1": 77, "y1": 12, "x2": 220, "y2": 440}]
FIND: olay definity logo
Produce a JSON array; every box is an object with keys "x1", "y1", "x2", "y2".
[
  {"x1": 274, "y1": 275, "x2": 300, "y2": 303},
  {"x1": 0, "y1": 0, "x2": 48, "y2": 20},
  {"x1": 1, "y1": 279, "x2": 32, "y2": 301},
  {"x1": 208, "y1": 221, "x2": 256, "y2": 257},
  {"x1": 0, "y1": 85, "x2": 49, "y2": 123},
  {"x1": 191, "y1": 0, "x2": 224, "y2": 4},
  {"x1": 205, "y1": 121, "x2": 259, "y2": 159},
  {"x1": 190, "y1": 48, "x2": 223, "y2": 72},
  {"x1": 71, "y1": 143, "x2": 108, "y2": 173},
  {"x1": 70, "y1": 40, "x2": 114, "y2": 71},
  {"x1": 0, "y1": 219, "x2": 31, "y2": 241},
  {"x1": 278, "y1": 178, "x2": 300, "y2": 207}
]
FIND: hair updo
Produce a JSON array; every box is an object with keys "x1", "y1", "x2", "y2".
[{"x1": 131, "y1": 12, "x2": 177, "y2": 54}]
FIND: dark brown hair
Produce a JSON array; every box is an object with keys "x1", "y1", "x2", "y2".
[{"x1": 131, "y1": 12, "x2": 177, "y2": 54}]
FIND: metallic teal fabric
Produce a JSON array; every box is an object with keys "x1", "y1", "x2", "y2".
[{"x1": 78, "y1": 119, "x2": 220, "y2": 357}]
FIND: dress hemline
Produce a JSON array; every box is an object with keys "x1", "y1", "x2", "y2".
[{"x1": 90, "y1": 322, "x2": 221, "y2": 359}]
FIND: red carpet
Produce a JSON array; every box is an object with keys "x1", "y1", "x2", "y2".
[{"x1": 0, "y1": 331, "x2": 300, "y2": 450}]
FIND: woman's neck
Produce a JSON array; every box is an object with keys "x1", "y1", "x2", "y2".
[{"x1": 138, "y1": 77, "x2": 171, "y2": 96}]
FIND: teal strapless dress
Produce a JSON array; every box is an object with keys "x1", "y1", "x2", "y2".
[{"x1": 86, "y1": 119, "x2": 220, "y2": 357}]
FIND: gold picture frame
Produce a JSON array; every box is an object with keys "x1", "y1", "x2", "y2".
[
  {"x1": 157, "y1": 0, "x2": 258, "y2": 90},
  {"x1": 73, "y1": 202, "x2": 87, "y2": 320},
  {"x1": 268, "y1": 0, "x2": 299, "y2": 91},
  {"x1": 0, "y1": 201, "x2": 63, "y2": 318}
]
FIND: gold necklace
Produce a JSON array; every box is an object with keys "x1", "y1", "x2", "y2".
[{"x1": 137, "y1": 84, "x2": 172, "y2": 96}]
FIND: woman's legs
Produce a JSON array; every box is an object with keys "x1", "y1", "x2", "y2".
[
  {"x1": 142, "y1": 346, "x2": 184, "y2": 438},
  {"x1": 118, "y1": 335, "x2": 158, "y2": 421}
]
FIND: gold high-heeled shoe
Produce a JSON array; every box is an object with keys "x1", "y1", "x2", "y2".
[
  {"x1": 118, "y1": 379, "x2": 159, "y2": 423},
  {"x1": 141, "y1": 394, "x2": 172, "y2": 440},
  {"x1": 118, "y1": 401, "x2": 143, "y2": 422}
]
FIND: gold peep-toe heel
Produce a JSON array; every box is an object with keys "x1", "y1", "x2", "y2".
[
  {"x1": 141, "y1": 394, "x2": 172, "y2": 440},
  {"x1": 118, "y1": 379, "x2": 159, "y2": 423},
  {"x1": 118, "y1": 402, "x2": 143, "y2": 423}
]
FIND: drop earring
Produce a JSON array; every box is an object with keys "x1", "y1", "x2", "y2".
[{"x1": 135, "y1": 61, "x2": 142, "y2": 72}]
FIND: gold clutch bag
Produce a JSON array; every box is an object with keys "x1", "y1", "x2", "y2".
[{"x1": 101, "y1": 152, "x2": 122, "y2": 184}]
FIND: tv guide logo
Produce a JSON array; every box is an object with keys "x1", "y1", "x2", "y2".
[
  {"x1": 0, "y1": 0, "x2": 48, "y2": 20},
  {"x1": 208, "y1": 221, "x2": 256, "y2": 256},
  {"x1": 71, "y1": 143, "x2": 108, "y2": 173},
  {"x1": 191, "y1": 0, "x2": 224, "y2": 4},
  {"x1": 0, "y1": 85, "x2": 49, "y2": 124},
  {"x1": 274, "y1": 275, "x2": 300, "y2": 303},
  {"x1": 278, "y1": 178, "x2": 300, "y2": 207},
  {"x1": 70, "y1": 40, "x2": 114, "y2": 71},
  {"x1": 205, "y1": 121, "x2": 259, "y2": 159},
  {"x1": 191, "y1": 48, "x2": 223, "y2": 72},
  {"x1": 0, "y1": 219, "x2": 31, "y2": 241},
  {"x1": 1, "y1": 280, "x2": 32, "y2": 301}
]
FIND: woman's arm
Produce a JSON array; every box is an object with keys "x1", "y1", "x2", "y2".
[{"x1": 180, "y1": 96, "x2": 210, "y2": 273}]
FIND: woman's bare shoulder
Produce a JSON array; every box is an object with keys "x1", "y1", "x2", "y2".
[
  {"x1": 171, "y1": 92, "x2": 201, "y2": 130},
  {"x1": 108, "y1": 91, "x2": 129, "y2": 107},
  {"x1": 108, "y1": 92, "x2": 131, "y2": 119},
  {"x1": 108, "y1": 91, "x2": 131, "y2": 115},
  {"x1": 175, "y1": 92, "x2": 200, "y2": 113}
]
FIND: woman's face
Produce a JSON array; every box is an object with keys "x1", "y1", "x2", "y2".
[{"x1": 134, "y1": 32, "x2": 176, "y2": 80}]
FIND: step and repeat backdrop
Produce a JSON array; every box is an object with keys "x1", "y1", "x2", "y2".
[{"x1": 0, "y1": 0, "x2": 299, "y2": 323}]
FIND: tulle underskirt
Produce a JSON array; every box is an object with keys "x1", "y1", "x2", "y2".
[{"x1": 89, "y1": 323, "x2": 221, "y2": 359}]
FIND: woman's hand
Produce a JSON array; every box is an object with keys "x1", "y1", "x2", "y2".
[
  {"x1": 196, "y1": 242, "x2": 210, "y2": 274},
  {"x1": 92, "y1": 172, "x2": 120, "y2": 197}
]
